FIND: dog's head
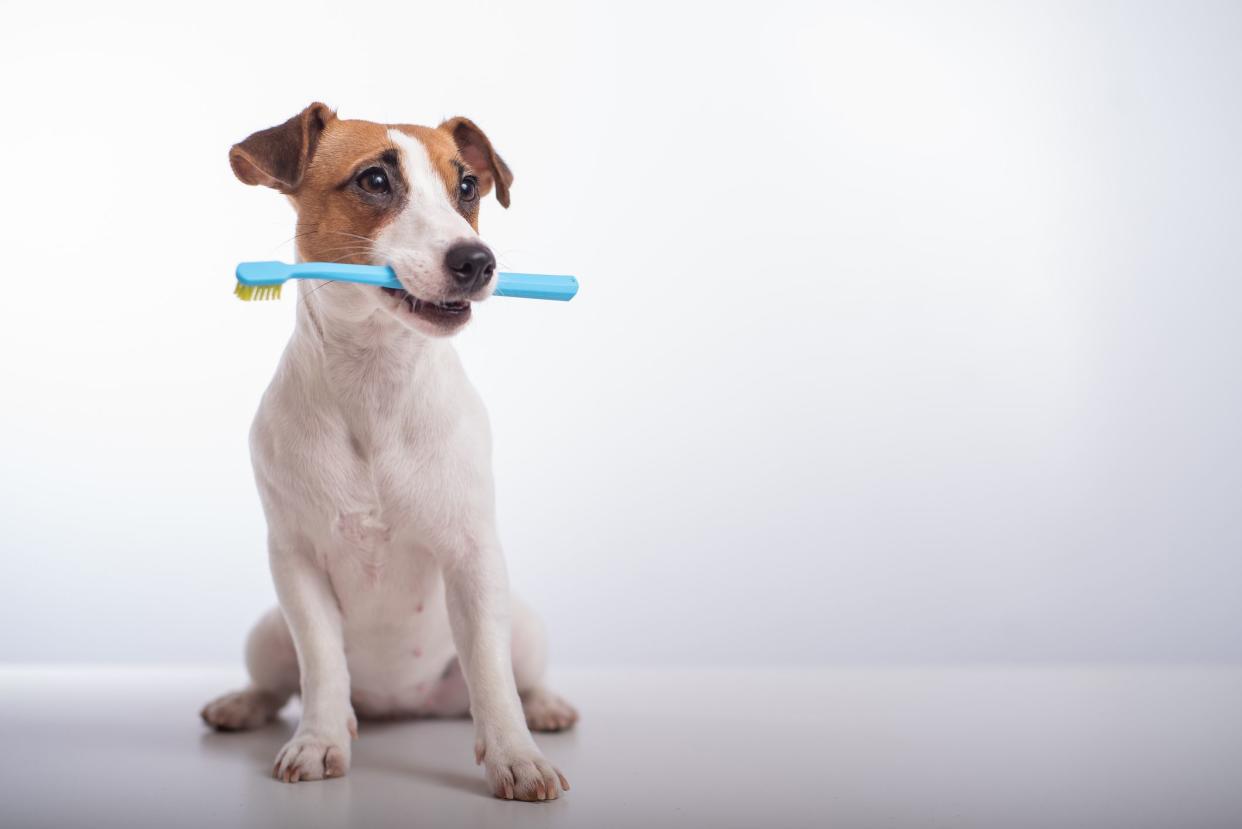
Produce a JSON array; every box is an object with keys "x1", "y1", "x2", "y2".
[{"x1": 230, "y1": 103, "x2": 513, "y2": 336}]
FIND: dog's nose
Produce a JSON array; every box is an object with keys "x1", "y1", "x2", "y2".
[{"x1": 444, "y1": 242, "x2": 496, "y2": 291}]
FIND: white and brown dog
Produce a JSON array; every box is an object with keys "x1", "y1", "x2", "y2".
[{"x1": 201, "y1": 103, "x2": 577, "y2": 801}]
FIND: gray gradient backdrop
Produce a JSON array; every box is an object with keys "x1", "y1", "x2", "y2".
[{"x1": 1, "y1": 0, "x2": 1239, "y2": 666}]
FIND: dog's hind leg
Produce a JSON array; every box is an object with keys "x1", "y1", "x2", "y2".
[
  {"x1": 511, "y1": 596, "x2": 579, "y2": 733},
  {"x1": 201, "y1": 607, "x2": 299, "y2": 731}
]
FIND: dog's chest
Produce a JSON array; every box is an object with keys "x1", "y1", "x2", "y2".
[
  {"x1": 315, "y1": 435, "x2": 466, "y2": 695},
  {"x1": 257, "y1": 356, "x2": 491, "y2": 544},
  {"x1": 328, "y1": 416, "x2": 485, "y2": 537}
]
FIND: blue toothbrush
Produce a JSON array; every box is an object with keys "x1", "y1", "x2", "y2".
[{"x1": 234, "y1": 261, "x2": 578, "y2": 302}]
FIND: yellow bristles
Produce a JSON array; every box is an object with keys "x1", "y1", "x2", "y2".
[{"x1": 234, "y1": 282, "x2": 283, "y2": 301}]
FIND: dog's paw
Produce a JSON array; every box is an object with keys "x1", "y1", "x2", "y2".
[
  {"x1": 200, "y1": 688, "x2": 284, "y2": 732},
  {"x1": 477, "y1": 737, "x2": 569, "y2": 801},
  {"x1": 273, "y1": 731, "x2": 350, "y2": 783},
  {"x1": 521, "y1": 688, "x2": 579, "y2": 733}
]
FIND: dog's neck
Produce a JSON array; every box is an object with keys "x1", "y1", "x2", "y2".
[{"x1": 290, "y1": 280, "x2": 454, "y2": 434}]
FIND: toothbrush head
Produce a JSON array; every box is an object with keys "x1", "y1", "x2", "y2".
[{"x1": 234, "y1": 282, "x2": 283, "y2": 301}]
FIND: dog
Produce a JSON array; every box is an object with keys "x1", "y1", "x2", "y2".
[{"x1": 201, "y1": 103, "x2": 577, "y2": 802}]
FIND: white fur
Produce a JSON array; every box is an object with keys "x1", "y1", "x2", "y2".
[{"x1": 202, "y1": 131, "x2": 574, "y2": 801}]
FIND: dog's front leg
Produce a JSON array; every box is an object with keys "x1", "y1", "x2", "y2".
[
  {"x1": 442, "y1": 542, "x2": 568, "y2": 801},
  {"x1": 268, "y1": 540, "x2": 355, "y2": 783}
]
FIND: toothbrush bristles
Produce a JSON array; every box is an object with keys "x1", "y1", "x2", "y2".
[{"x1": 234, "y1": 282, "x2": 283, "y2": 301}]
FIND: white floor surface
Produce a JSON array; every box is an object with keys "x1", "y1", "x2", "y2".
[{"x1": 1, "y1": 665, "x2": 1240, "y2": 828}]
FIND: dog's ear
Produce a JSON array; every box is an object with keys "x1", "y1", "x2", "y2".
[
  {"x1": 438, "y1": 117, "x2": 514, "y2": 208},
  {"x1": 230, "y1": 103, "x2": 335, "y2": 193}
]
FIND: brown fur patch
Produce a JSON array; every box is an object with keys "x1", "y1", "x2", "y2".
[
  {"x1": 231, "y1": 107, "x2": 511, "y2": 261},
  {"x1": 438, "y1": 117, "x2": 514, "y2": 208},
  {"x1": 292, "y1": 119, "x2": 406, "y2": 263}
]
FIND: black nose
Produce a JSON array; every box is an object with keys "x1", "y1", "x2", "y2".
[{"x1": 444, "y1": 242, "x2": 496, "y2": 291}]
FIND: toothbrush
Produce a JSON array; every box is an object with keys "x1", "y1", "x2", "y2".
[{"x1": 234, "y1": 261, "x2": 578, "y2": 302}]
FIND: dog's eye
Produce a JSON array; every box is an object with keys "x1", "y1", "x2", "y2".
[
  {"x1": 459, "y1": 175, "x2": 479, "y2": 203},
  {"x1": 356, "y1": 168, "x2": 390, "y2": 195}
]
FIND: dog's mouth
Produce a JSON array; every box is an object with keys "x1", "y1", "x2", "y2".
[{"x1": 381, "y1": 286, "x2": 472, "y2": 328}]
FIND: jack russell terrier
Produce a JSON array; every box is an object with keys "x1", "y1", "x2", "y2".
[{"x1": 201, "y1": 103, "x2": 577, "y2": 801}]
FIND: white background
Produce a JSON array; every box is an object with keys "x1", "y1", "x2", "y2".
[{"x1": 1, "y1": 1, "x2": 1239, "y2": 665}]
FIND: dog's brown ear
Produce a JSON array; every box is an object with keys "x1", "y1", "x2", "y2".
[
  {"x1": 230, "y1": 103, "x2": 335, "y2": 193},
  {"x1": 439, "y1": 117, "x2": 514, "y2": 208}
]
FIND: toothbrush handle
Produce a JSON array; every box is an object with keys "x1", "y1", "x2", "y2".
[
  {"x1": 238, "y1": 261, "x2": 579, "y2": 301},
  {"x1": 290, "y1": 262, "x2": 401, "y2": 287},
  {"x1": 494, "y1": 273, "x2": 578, "y2": 301},
  {"x1": 292, "y1": 263, "x2": 579, "y2": 298},
  {"x1": 233, "y1": 261, "x2": 399, "y2": 287}
]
